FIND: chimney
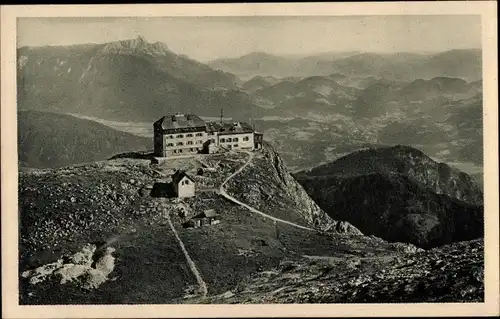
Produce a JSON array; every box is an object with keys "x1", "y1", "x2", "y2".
[{"x1": 220, "y1": 109, "x2": 223, "y2": 125}]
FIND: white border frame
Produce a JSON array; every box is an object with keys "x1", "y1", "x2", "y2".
[{"x1": 1, "y1": 2, "x2": 498, "y2": 318}]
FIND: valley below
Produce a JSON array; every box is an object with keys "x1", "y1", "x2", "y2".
[{"x1": 67, "y1": 112, "x2": 484, "y2": 186}]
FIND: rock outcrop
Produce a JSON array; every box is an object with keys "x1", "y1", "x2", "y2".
[
  {"x1": 21, "y1": 244, "x2": 116, "y2": 290},
  {"x1": 226, "y1": 143, "x2": 362, "y2": 235}
]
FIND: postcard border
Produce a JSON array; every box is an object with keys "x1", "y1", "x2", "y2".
[{"x1": 2, "y1": 2, "x2": 499, "y2": 318}]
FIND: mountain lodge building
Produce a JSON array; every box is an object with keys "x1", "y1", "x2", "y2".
[{"x1": 154, "y1": 113, "x2": 263, "y2": 157}]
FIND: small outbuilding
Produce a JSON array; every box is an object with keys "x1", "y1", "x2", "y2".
[
  {"x1": 171, "y1": 170, "x2": 196, "y2": 198},
  {"x1": 183, "y1": 209, "x2": 220, "y2": 228}
]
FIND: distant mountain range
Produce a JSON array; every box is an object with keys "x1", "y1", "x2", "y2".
[
  {"x1": 17, "y1": 37, "x2": 481, "y2": 123},
  {"x1": 17, "y1": 36, "x2": 260, "y2": 121},
  {"x1": 209, "y1": 49, "x2": 482, "y2": 82},
  {"x1": 16, "y1": 37, "x2": 483, "y2": 182},
  {"x1": 18, "y1": 110, "x2": 151, "y2": 168},
  {"x1": 295, "y1": 145, "x2": 483, "y2": 248},
  {"x1": 253, "y1": 75, "x2": 359, "y2": 116},
  {"x1": 241, "y1": 75, "x2": 280, "y2": 92},
  {"x1": 252, "y1": 74, "x2": 481, "y2": 119}
]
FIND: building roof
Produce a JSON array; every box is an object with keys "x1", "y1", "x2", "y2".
[
  {"x1": 171, "y1": 170, "x2": 195, "y2": 185},
  {"x1": 154, "y1": 113, "x2": 206, "y2": 131},
  {"x1": 203, "y1": 209, "x2": 217, "y2": 218},
  {"x1": 206, "y1": 121, "x2": 254, "y2": 135},
  {"x1": 193, "y1": 209, "x2": 219, "y2": 219}
]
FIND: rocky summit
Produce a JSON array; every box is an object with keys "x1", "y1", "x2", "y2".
[{"x1": 18, "y1": 144, "x2": 483, "y2": 304}]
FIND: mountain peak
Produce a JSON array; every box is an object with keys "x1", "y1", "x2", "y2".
[{"x1": 100, "y1": 37, "x2": 171, "y2": 56}]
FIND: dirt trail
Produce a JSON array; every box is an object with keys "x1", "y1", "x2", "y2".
[
  {"x1": 165, "y1": 212, "x2": 208, "y2": 299},
  {"x1": 219, "y1": 151, "x2": 317, "y2": 232}
]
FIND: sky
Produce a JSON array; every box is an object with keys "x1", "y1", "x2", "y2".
[{"x1": 17, "y1": 15, "x2": 481, "y2": 62}]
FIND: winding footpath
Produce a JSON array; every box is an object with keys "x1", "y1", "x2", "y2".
[
  {"x1": 167, "y1": 150, "x2": 316, "y2": 300},
  {"x1": 219, "y1": 151, "x2": 317, "y2": 232},
  {"x1": 165, "y1": 212, "x2": 208, "y2": 299}
]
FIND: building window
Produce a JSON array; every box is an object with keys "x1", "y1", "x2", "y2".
[
  {"x1": 177, "y1": 142, "x2": 183, "y2": 146},
  {"x1": 233, "y1": 137, "x2": 239, "y2": 142},
  {"x1": 168, "y1": 135, "x2": 174, "y2": 139},
  {"x1": 179, "y1": 149, "x2": 183, "y2": 153},
  {"x1": 190, "y1": 148, "x2": 194, "y2": 152},
  {"x1": 186, "y1": 133, "x2": 193, "y2": 137},
  {"x1": 243, "y1": 136, "x2": 249, "y2": 141},
  {"x1": 187, "y1": 140, "x2": 193, "y2": 145},
  {"x1": 208, "y1": 132, "x2": 214, "y2": 135},
  {"x1": 196, "y1": 140, "x2": 203, "y2": 144},
  {"x1": 220, "y1": 138, "x2": 225, "y2": 143},
  {"x1": 185, "y1": 180, "x2": 190, "y2": 185},
  {"x1": 234, "y1": 144, "x2": 239, "y2": 148},
  {"x1": 211, "y1": 139, "x2": 215, "y2": 143},
  {"x1": 196, "y1": 133, "x2": 203, "y2": 137},
  {"x1": 173, "y1": 150, "x2": 177, "y2": 154},
  {"x1": 176, "y1": 134, "x2": 184, "y2": 138},
  {"x1": 226, "y1": 138, "x2": 232, "y2": 142},
  {"x1": 167, "y1": 143, "x2": 174, "y2": 147}
]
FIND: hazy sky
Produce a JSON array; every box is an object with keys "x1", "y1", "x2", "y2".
[{"x1": 17, "y1": 15, "x2": 481, "y2": 61}]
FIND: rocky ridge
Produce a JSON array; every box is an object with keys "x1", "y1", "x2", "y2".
[
  {"x1": 295, "y1": 145, "x2": 484, "y2": 248},
  {"x1": 205, "y1": 239, "x2": 483, "y2": 303},
  {"x1": 225, "y1": 144, "x2": 361, "y2": 234},
  {"x1": 297, "y1": 145, "x2": 483, "y2": 205},
  {"x1": 100, "y1": 36, "x2": 172, "y2": 56}
]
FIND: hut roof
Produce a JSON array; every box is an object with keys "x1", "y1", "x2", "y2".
[
  {"x1": 171, "y1": 170, "x2": 195, "y2": 185},
  {"x1": 193, "y1": 209, "x2": 218, "y2": 219}
]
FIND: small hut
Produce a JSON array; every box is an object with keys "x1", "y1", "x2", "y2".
[
  {"x1": 183, "y1": 209, "x2": 220, "y2": 228},
  {"x1": 171, "y1": 170, "x2": 195, "y2": 198}
]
